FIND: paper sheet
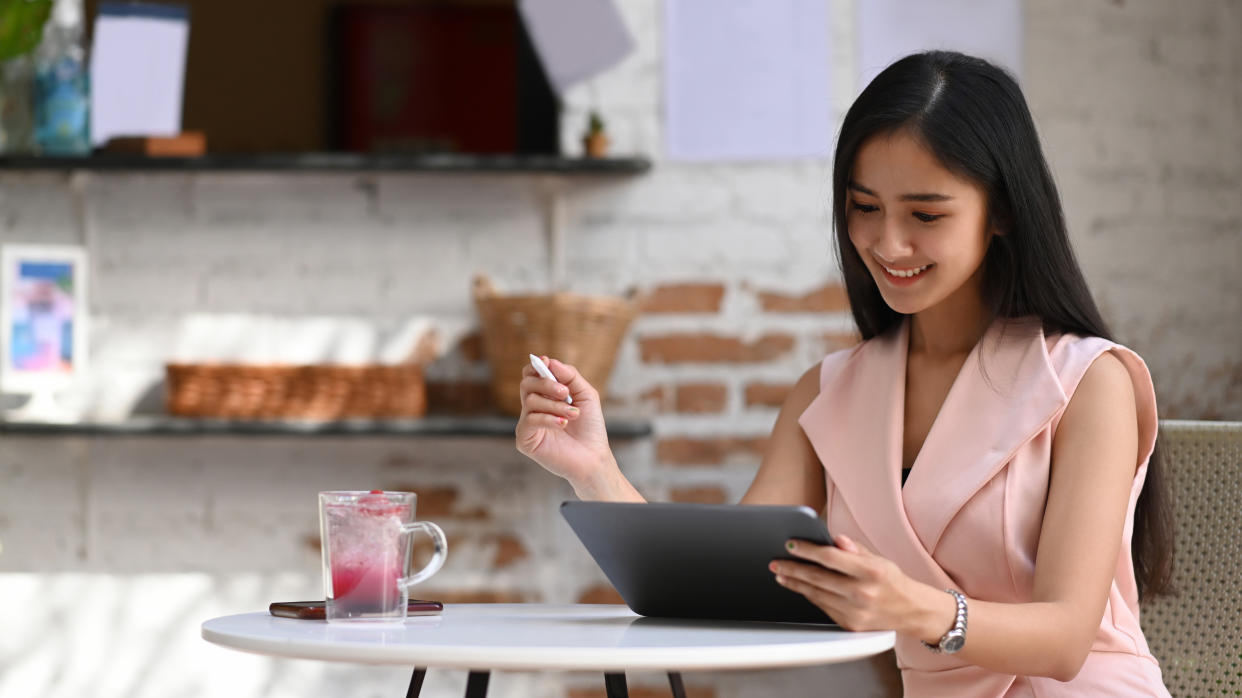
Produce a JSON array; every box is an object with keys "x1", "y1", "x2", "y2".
[
  {"x1": 857, "y1": 0, "x2": 1022, "y2": 92},
  {"x1": 89, "y1": 3, "x2": 190, "y2": 146},
  {"x1": 664, "y1": 0, "x2": 833, "y2": 162},
  {"x1": 517, "y1": 0, "x2": 635, "y2": 95}
]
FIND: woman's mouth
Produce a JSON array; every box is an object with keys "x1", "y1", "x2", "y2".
[{"x1": 879, "y1": 262, "x2": 933, "y2": 285}]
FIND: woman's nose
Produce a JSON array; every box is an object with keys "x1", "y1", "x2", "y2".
[{"x1": 874, "y1": 216, "x2": 914, "y2": 260}]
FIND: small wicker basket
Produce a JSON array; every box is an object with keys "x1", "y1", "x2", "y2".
[
  {"x1": 472, "y1": 275, "x2": 637, "y2": 415},
  {"x1": 165, "y1": 363, "x2": 426, "y2": 420}
]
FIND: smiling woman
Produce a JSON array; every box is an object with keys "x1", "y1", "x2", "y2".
[{"x1": 515, "y1": 49, "x2": 1174, "y2": 698}]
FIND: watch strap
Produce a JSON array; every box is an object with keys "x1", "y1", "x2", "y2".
[{"x1": 922, "y1": 588, "x2": 968, "y2": 653}]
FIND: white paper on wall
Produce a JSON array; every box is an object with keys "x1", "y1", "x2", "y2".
[
  {"x1": 89, "y1": 3, "x2": 190, "y2": 146},
  {"x1": 664, "y1": 0, "x2": 833, "y2": 162},
  {"x1": 857, "y1": 0, "x2": 1022, "y2": 92},
  {"x1": 517, "y1": 0, "x2": 635, "y2": 95}
]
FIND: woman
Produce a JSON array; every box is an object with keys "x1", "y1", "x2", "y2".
[{"x1": 515, "y1": 50, "x2": 1173, "y2": 696}]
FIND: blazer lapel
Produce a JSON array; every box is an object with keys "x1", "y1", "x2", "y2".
[
  {"x1": 901, "y1": 316, "x2": 1067, "y2": 554},
  {"x1": 798, "y1": 319, "x2": 952, "y2": 587}
]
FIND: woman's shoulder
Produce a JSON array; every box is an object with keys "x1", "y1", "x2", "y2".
[
  {"x1": 1042, "y1": 326, "x2": 1152, "y2": 390},
  {"x1": 810, "y1": 336, "x2": 871, "y2": 386},
  {"x1": 1042, "y1": 326, "x2": 1159, "y2": 461}
]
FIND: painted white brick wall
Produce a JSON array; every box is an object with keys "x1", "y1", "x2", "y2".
[{"x1": 1, "y1": 0, "x2": 1239, "y2": 696}]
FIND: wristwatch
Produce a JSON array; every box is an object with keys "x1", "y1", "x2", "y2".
[{"x1": 923, "y1": 588, "x2": 968, "y2": 654}]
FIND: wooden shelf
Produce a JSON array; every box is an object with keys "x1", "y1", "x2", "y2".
[{"x1": 0, "y1": 152, "x2": 652, "y2": 174}]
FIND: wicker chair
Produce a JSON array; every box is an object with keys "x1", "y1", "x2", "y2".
[{"x1": 1141, "y1": 419, "x2": 1242, "y2": 697}]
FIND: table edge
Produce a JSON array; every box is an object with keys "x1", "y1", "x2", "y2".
[{"x1": 200, "y1": 610, "x2": 896, "y2": 672}]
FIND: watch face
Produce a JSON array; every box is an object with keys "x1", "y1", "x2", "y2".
[{"x1": 943, "y1": 632, "x2": 965, "y2": 654}]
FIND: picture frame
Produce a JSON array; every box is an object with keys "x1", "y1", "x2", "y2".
[{"x1": 0, "y1": 244, "x2": 89, "y2": 420}]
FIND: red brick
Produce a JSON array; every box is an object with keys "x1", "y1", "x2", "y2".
[
  {"x1": 379, "y1": 484, "x2": 490, "y2": 520},
  {"x1": 606, "y1": 384, "x2": 671, "y2": 412},
  {"x1": 413, "y1": 534, "x2": 465, "y2": 568},
  {"x1": 423, "y1": 590, "x2": 534, "y2": 604},
  {"x1": 491, "y1": 534, "x2": 529, "y2": 568},
  {"x1": 657, "y1": 437, "x2": 768, "y2": 465},
  {"x1": 744, "y1": 382, "x2": 794, "y2": 407},
  {"x1": 576, "y1": 583, "x2": 625, "y2": 604},
  {"x1": 640, "y1": 283, "x2": 725, "y2": 314},
  {"x1": 302, "y1": 533, "x2": 320, "y2": 555},
  {"x1": 675, "y1": 383, "x2": 728, "y2": 413},
  {"x1": 757, "y1": 282, "x2": 850, "y2": 312},
  {"x1": 669, "y1": 486, "x2": 728, "y2": 504},
  {"x1": 640, "y1": 384, "x2": 670, "y2": 410},
  {"x1": 639, "y1": 333, "x2": 794, "y2": 364}
]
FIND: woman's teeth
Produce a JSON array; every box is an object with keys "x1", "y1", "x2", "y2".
[{"x1": 882, "y1": 264, "x2": 932, "y2": 278}]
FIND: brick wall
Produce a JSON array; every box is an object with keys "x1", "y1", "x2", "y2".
[{"x1": 0, "y1": 0, "x2": 1239, "y2": 696}]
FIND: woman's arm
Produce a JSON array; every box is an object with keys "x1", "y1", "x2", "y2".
[
  {"x1": 772, "y1": 351, "x2": 1140, "y2": 681},
  {"x1": 950, "y1": 350, "x2": 1141, "y2": 679},
  {"x1": 740, "y1": 365, "x2": 827, "y2": 510},
  {"x1": 584, "y1": 362, "x2": 828, "y2": 505},
  {"x1": 517, "y1": 358, "x2": 827, "y2": 506},
  {"x1": 516, "y1": 356, "x2": 646, "y2": 502}
]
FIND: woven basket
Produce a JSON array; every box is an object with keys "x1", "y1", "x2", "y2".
[
  {"x1": 165, "y1": 363, "x2": 426, "y2": 420},
  {"x1": 472, "y1": 275, "x2": 637, "y2": 415}
]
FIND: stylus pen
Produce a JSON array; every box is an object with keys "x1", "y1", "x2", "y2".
[{"x1": 529, "y1": 354, "x2": 572, "y2": 405}]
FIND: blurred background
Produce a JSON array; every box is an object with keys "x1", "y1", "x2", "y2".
[{"x1": 0, "y1": 0, "x2": 1238, "y2": 696}]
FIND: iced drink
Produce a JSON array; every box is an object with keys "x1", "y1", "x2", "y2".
[{"x1": 319, "y1": 490, "x2": 446, "y2": 623}]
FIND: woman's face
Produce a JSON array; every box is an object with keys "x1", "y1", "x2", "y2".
[{"x1": 846, "y1": 129, "x2": 996, "y2": 317}]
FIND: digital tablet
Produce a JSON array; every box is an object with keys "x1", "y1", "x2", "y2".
[{"x1": 561, "y1": 501, "x2": 837, "y2": 625}]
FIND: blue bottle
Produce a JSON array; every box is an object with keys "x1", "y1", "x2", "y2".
[{"x1": 34, "y1": 19, "x2": 90, "y2": 156}]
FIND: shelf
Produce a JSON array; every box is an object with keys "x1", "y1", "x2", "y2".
[
  {"x1": 0, "y1": 415, "x2": 653, "y2": 439},
  {"x1": 0, "y1": 152, "x2": 652, "y2": 174}
]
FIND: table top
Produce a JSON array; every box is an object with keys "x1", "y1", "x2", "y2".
[{"x1": 201, "y1": 604, "x2": 895, "y2": 672}]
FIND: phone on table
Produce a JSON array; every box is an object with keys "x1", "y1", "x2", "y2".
[{"x1": 269, "y1": 599, "x2": 444, "y2": 620}]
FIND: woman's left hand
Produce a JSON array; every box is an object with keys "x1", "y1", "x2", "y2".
[{"x1": 770, "y1": 534, "x2": 950, "y2": 639}]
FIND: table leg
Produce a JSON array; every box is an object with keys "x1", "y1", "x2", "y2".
[
  {"x1": 464, "y1": 671, "x2": 490, "y2": 698},
  {"x1": 667, "y1": 672, "x2": 687, "y2": 698},
  {"x1": 604, "y1": 672, "x2": 628, "y2": 698},
  {"x1": 405, "y1": 668, "x2": 426, "y2": 698}
]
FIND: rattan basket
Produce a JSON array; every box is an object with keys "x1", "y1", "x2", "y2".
[
  {"x1": 472, "y1": 275, "x2": 637, "y2": 415},
  {"x1": 165, "y1": 363, "x2": 426, "y2": 420}
]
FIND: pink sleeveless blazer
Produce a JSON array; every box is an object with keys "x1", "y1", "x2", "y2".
[{"x1": 797, "y1": 316, "x2": 1169, "y2": 697}]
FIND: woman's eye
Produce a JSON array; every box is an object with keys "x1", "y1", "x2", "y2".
[
  {"x1": 913, "y1": 212, "x2": 943, "y2": 223},
  {"x1": 850, "y1": 202, "x2": 878, "y2": 214}
]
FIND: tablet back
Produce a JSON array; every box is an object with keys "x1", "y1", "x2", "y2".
[{"x1": 561, "y1": 501, "x2": 836, "y2": 625}]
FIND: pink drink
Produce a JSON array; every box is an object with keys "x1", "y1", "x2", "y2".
[
  {"x1": 319, "y1": 490, "x2": 446, "y2": 623},
  {"x1": 324, "y1": 493, "x2": 411, "y2": 618}
]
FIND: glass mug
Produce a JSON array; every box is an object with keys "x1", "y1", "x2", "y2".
[{"x1": 319, "y1": 491, "x2": 447, "y2": 623}]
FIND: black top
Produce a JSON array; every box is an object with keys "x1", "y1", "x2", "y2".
[{"x1": 901, "y1": 467, "x2": 912, "y2": 487}]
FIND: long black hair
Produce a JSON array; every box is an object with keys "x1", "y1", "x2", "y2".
[{"x1": 832, "y1": 50, "x2": 1173, "y2": 600}]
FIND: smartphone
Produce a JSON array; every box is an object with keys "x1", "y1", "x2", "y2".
[{"x1": 269, "y1": 599, "x2": 444, "y2": 620}]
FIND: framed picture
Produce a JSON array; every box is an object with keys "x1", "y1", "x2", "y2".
[{"x1": 0, "y1": 244, "x2": 89, "y2": 396}]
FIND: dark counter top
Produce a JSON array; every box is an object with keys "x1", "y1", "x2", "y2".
[
  {"x1": 0, "y1": 415, "x2": 653, "y2": 439},
  {"x1": 0, "y1": 152, "x2": 652, "y2": 174}
]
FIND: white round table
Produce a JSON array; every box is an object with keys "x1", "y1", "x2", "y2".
[{"x1": 202, "y1": 604, "x2": 895, "y2": 698}]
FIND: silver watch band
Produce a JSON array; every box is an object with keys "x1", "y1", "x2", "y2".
[{"x1": 922, "y1": 588, "x2": 968, "y2": 654}]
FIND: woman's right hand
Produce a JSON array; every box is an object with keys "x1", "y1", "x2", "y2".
[{"x1": 515, "y1": 356, "x2": 616, "y2": 489}]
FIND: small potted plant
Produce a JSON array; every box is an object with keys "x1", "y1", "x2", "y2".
[{"x1": 582, "y1": 110, "x2": 609, "y2": 158}]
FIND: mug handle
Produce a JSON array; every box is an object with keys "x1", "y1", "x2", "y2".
[{"x1": 398, "y1": 521, "x2": 448, "y2": 589}]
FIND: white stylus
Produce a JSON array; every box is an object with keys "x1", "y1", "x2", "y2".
[{"x1": 529, "y1": 354, "x2": 572, "y2": 405}]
